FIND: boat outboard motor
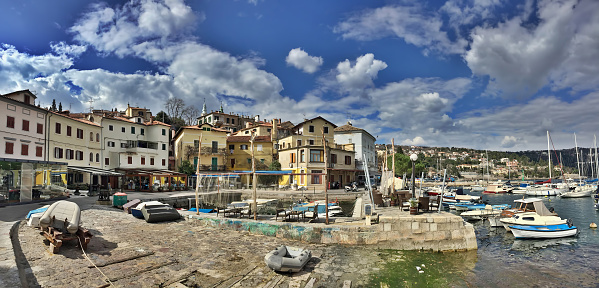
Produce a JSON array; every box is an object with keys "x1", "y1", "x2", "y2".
[
  {"x1": 567, "y1": 219, "x2": 573, "y2": 228},
  {"x1": 549, "y1": 207, "x2": 555, "y2": 213},
  {"x1": 455, "y1": 188, "x2": 464, "y2": 195}
]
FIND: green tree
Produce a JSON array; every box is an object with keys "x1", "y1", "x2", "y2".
[
  {"x1": 259, "y1": 160, "x2": 282, "y2": 185},
  {"x1": 178, "y1": 160, "x2": 195, "y2": 176},
  {"x1": 156, "y1": 111, "x2": 170, "y2": 124},
  {"x1": 51, "y1": 99, "x2": 57, "y2": 111},
  {"x1": 58, "y1": 102, "x2": 63, "y2": 112}
]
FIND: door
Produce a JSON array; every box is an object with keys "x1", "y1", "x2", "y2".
[
  {"x1": 230, "y1": 158, "x2": 236, "y2": 169},
  {"x1": 300, "y1": 169, "x2": 305, "y2": 185},
  {"x1": 212, "y1": 157, "x2": 218, "y2": 171}
]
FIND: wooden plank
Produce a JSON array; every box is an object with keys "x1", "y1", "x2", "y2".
[
  {"x1": 89, "y1": 251, "x2": 155, "y2": 268},
  {"x1": 108, "y1": 260, "x2": 176, "y2": 282},
  {"x1": 213, "y1": 265, "x2": 257, "y2": 288},
  {"x1": 261, "y1": 274, "x2": 283, "y2": 288},
  {"x1": 304, "y1": 278, "x2": 317, "y2": 288},
  {"x1": 160, "y1": 268, "x2": 198, "y2": 287}
]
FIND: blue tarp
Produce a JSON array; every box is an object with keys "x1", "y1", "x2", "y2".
[
  {"x1": 26, "y1": 207, "x2": 48, "y2": 219},
  {"x1": 585, "y1": 178, "x2": 598, "y2": 183},
  {"x1": 188, "y1": 208, "x2": 215, "y2": 213}
]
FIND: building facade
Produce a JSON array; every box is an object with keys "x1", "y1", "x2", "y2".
[
  {"x1": 334, "y1": 122, "x2": 378, "y2": 183},
  {"x1": 173, "y1": 123, "x2": 228, "y2": 171}
]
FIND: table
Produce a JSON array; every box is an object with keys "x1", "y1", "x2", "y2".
[{"x1": 286, "y1": 210, "x2": 304, "y2": 222}]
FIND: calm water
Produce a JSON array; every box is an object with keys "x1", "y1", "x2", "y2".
[{"x1": 369, "y1": 190, "x2": 599, "y2": 287}]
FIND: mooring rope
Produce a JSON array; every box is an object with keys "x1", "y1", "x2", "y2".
[{"x1": 78, "y1": 237, "x2": 116, "y2": 287}]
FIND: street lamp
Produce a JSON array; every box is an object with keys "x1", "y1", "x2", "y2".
[{"x1": 410, "y1": 153, "x2": 418, "y2": 199}]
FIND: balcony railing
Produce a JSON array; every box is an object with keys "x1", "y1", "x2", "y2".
[
  {"x1": 198, "y1": 164, "x2": 226, "y2": 171},
  {"x1": 200, "y1": 147, "x2": 227, "y2": 155}
]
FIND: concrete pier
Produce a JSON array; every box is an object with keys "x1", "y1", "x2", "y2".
[{"x1": 183, "y1": 207, "x2": 477, "y2": 252}]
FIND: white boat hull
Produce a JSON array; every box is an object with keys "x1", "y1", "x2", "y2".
[
  {"x1": 510, "y1": 226, "x2": 578, "y2": 239},
  {"x1": 525, "y1": 188, "x2": 562, "y2": 196}
]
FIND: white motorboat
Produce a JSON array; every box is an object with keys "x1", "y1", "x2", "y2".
[
  {"x1": 483, "y1": 181, "x2": 512, "y2": 194},
  {"x1": 525, "y1": 185, "x2": 563, "y2": 196},
  {"x1": 560, "y1": 185, "x2": 595, "y2": 198},
  {"x1": 509, "y1": 223, "x2": 578, "y2": 239},
  {"x1": 460, "y1": 205, "x2": 502, "y2": 221},
  {"x1": 490, "y1": 197, "x2": 558, "y2": 227},
  {"x1": 500, "y1": 212, "x2": 567, "y2": 231}
]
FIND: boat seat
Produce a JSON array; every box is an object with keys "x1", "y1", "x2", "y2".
[{"x1": 39, "y1": 201, "x2": 81, "y2": 234}]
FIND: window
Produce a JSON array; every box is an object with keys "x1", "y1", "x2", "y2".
[
  {"x1": 300, "y1": 150, "x2": 305, "y2": 162},
  {"x1": 54, "y1": 147, "x2": 63, "y2": 159},
  {"x1": 162, "y1": 144, "x2": 166, "y2": 150},
  {"x1": 309, "y1": 139, "x2": 314, "y2": 145},
  {"x1": 207, "y1": 116, "x2": 211, "y2": 122},
  {"x1": 21, "y1": 144, "x2": 28, "y2": 156},
  {"x1": 96, "y1": 133, "x2": 100, "y2": 142},
  {"x1": 77, "y1": 128, "x2": 83, "y2": 139},
  {"x1": 105, "y1": 158, "x2": 110, "y2": 165},
  {"x1": 76, "y1": 151, "x2": 83, "y2": 160},
  {"x1": 55, "y1": 122, "x2": 61, "y2": 134},
  {"x1": 194, "y1": 140, "x2": 199, "y2": 148},
  {"x1": 257, "y1": 144, "x2": 263, "y2": 151},
  {"x1": 162, "y1": 159, "x2": 166, "y2": 166},
  {"x1": 37, "y1": 123, "x2": 43, "y2": 134},
  {"x1": 128, "y1": 156, "x2": 132, "y2": 164},
  {"x1": 24, "y1": 94, "x2": 30, "y2": 104},
  {"x1": 121, "y1": 143, "x2": 127, "y2": 148},
  {"x1": 5, "y1": 142, "x2": 14, "y2": 154},
  {"x1": 122, "y1": 127, "x2": 126, "y2": 133},
  {"x1": 312, "y1": 170, "x2": 322, "y2": 184},
  {"x1": 140, "y1": 128, "x2": 144, "y2": 135},
  {"x1": 66, "y1": 149, "x2": 73, "y2": 160},
  {"x1": 267, "y1": 128, "x2": 271, "y2": 133},
  {"x1": 309, "y1": 125, "x2": 314, "y2": 133},
  {"x1": 323, "y1": 126, "x2": 329, "y2": 133},
  {"x1": 162, "y1": 129, "x2": 166, "y2": 135},
  {"x1": 230, "y1": 158, "x2": 236, "y2": 167},
  {"x1": 141, "y1": 157, "x2": 146, "y2": 165},
  {"x1": 66, "y1": 125, "x2": 72, "y2": 136},
  {"x1": 107, "y1": 141, "x2": 115, "y2": 147},
  {"x1": 240, "y1": 144, "x2": 248, "y2": 150},
  {"x1": 226, "y1": 118, "x2": 230, "y2": 124},
  {"x1": 90, "y1": 132, "x2": 93, "y2": 141},
  {"x1": 247, "y1": 158, "x2": 251, "y2": 164},
  {"x1": 231, "y1": 119, "x2": 235, "y2": 124},
  {"x1": 131, "y1": 127, "x2": 135, "y2": 134},
  {"x1": 95, "y1": 153, "x2": 99, "y2": 162},
  {"x1": 310, "y1": 150, "x2": 323, "y2": 162},
  {"x1": 260, "y1": 159, "x2": 265, "y2": 163},
  {"x1": 215, "y1": 116, "x2": 219, "y2": 121},
  {"x1": 150, "y1": 158, "x2": 155, "y2": 165},
  {"x1": 290, "y1": 153, "x2": 296, "y2": 163},
  {"x1": 212, "y1": 141, "x2": 218, "y2": 153},
  {"x1": 36, "y1": 146, "x2": 43, "y2": 157},
  {"x1": 331, "y1": 153, "x2": 337, "y2": 163},
  {"x1": 109, "y1": 125, "x2": 113, "y2": 131},
  {"x1": 22, "y1": 120, "x2": 29, "y2": 131},
  {"x1": 297, "y1": 140, "x2": 301, "y2": 147},
  {"x1": 90, "y1": 153, "x2": 93, "y2": 161},
  {"x1": 345, "y1": 156, "x2": 351, "y2": 165},
  {"x1": 6, "y1": 116, "x2": 15, "y2": 128}
]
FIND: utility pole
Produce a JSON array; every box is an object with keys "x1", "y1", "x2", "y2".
[
  {"x1": 322, "y1": 128, "x2": 329, "y2": 225},
  {"x1": 250, "y1": 131, "x2": 257, "y2": 220},
  {"x1": 194, "y1": 134, "x2": 203, "y2": 215},
  {"x1": 391, "y1": 138, "x2": 395, "y2": 191}
]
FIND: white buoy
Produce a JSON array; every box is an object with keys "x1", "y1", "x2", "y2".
[{"x1": 590, "y1": 223, "x2": 597, "y2": 228}]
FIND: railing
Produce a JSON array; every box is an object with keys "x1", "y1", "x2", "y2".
[
  {"x1": 198, "y1": 164, "x2": 226, "y2": 171},
  {"x1": 200, "y1": 147, "x2": 227, "y2": 155}
]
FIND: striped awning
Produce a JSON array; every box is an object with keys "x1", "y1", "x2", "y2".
[{"x1": 68, "y1": 166, "x2": 123, "y2": 176}]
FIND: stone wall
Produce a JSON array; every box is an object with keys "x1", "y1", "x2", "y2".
[{"x1": 184, "y1": 212, "x2": 477, "y2": 252}]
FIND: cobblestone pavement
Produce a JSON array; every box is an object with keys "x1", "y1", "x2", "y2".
[{"x1": 17, "y1": 206, "x2": 384, "y2": 288}]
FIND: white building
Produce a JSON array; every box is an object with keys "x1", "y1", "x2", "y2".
[{"x1": 333, "y1": 122, "x2": 377, "y2": 179}]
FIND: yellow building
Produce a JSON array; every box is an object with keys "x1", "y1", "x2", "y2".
[
  {"x1": 173, "y1": 123, "x2": 228, "y2": 171},
  {"x1": 226, "y1": 135, "x2": 274, "y2": 186},
  {"x1": 277, "y1": 116, "x2": 357, "y2": 188}
]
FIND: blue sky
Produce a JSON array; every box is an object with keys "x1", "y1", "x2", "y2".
[{"x1": 2, "y1": 0, "x2": 599, "y2": 151}]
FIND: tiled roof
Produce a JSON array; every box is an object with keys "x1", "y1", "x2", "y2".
[{"x1": 334, "y1": 123, "x2": 365, "y2": 132}]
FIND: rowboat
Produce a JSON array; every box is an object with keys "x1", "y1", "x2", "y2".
[{"x1": 509, "y1": 223, "x2": 578, "y2": 239}]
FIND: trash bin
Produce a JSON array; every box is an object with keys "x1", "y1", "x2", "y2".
[{"x1": 113, "y1": 192, "x2": 127, "y2": 207}]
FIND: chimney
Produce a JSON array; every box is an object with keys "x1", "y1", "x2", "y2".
[
  {"x1": 271, "y1": 118, "x2": 278, "y2": 142},
  {"x1": 246, "y1": 122, "x2": 251, "y2": 129}
]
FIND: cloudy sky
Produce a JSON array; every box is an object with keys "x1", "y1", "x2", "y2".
[{"x1": 2, "y1": 0, "x2": 599, "y2": 151}]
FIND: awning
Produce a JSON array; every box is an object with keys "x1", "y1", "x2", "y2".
[
  {"x1": 116, "y1": 168, "x2": 187, "y2": 176},
  {"x1": 68, "y1": 166, "x2": 123, "y2": 176}
]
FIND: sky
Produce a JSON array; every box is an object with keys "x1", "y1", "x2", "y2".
[{"x1": 1, "y1": 0, "x2": 599, "y2": 151}]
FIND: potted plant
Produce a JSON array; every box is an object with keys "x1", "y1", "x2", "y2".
[
  {"x1": 390, "y1": 193, "x2": 397, "y2": 206},
  {"x1": 167, "y1": 185, "x2": 173, "y2": 191},
  {"x1": 409, "y1": 198, "x2": 419, "y2": 215}
]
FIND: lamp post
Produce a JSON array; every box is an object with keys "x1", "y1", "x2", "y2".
[{"x1": 410, "y1": 153, "x2": 418, "y2": 199}]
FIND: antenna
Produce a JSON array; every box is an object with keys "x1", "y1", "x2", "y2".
[{"x1": 87, "y1": 98, "x2": 94, "y2": 113}]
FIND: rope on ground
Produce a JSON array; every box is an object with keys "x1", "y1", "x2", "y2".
[{"x1": 78, "y1": 237, "x2": 116, "y2": 287}]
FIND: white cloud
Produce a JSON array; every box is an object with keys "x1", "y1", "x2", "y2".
[
  {"x1": 336, "y1": 53, "x2": 387, "y2": 94},
  {"x1": 285, "y1": 48, "x2": 323, "y2": 74},
  {"x1": 334, "y1": 4, "x2": 467, "y2": 55},
  {"x1": 501, "y1": 136, "x2": 518, "y2": 148},
  {"x1": 402, "y1": 136, "x2": 426, "y2": 146}
]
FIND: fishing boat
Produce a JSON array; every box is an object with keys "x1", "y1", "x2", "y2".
[
  {"x1": 509, "y1": 223, "x2": 578, "y2": 239},
  {"x1": 500, "y1": 211, "x2": 567, "y2": 231}
]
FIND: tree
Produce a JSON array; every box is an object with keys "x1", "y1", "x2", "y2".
[
  {"x1": 155, "y1": 111, "x2": 170, "y2": 124},
  {"x1": 182, "y1": 106, "x2": 200, "y2": 125},
  {"x1": 58, "y1": 102, "x2": 62, "y2": 112},
  {"x1": 165, "y1": 97, "x2": 185, "y2": 120},
  {"x1": 259, "y1": 160, "x2": 281, "y2": 185},
  {"x1": 51, "y1": 99, "x2": 57, "y2": 111},
  {"x1": 178, "y1": 160, "x2": 195, "y2": 176},
  {"x1": 171, "y1": 117, "x2": 186, "y2": 130},
  {"x1": 184, "y1": 145, "x2": 196, "y2": 162}
]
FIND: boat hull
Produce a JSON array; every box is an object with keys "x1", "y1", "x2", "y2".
[{"x1": 509, "y1": 224, "x2": 578, "y2": 239}]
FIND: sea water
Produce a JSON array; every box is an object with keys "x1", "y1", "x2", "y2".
[{"x1": 369, "y1": 190, "x2": 599, "y2": 287}]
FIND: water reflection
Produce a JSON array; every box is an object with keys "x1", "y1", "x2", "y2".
[{"x1": 510, "y1": 238, "x2": 578, "y2": 251}]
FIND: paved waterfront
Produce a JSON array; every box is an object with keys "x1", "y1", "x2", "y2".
[{"x1": 15, "y1": 206, "x2": 386, "y2": 287}]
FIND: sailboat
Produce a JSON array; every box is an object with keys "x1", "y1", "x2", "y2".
[
  {"x1": 526, "y1": 131, "x2": 563, "y2": 196},
  {"x1": 561, "y1": 133, "x2": 595, "y2": 198}
]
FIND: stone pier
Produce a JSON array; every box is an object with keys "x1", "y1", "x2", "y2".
[{"x1": 183, "y1": 207, "x2": 477, "y2": 252}]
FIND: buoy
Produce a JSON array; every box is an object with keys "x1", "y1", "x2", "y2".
[{"x1": 590, "y1": 223, "x2": 597, "y2": 228}]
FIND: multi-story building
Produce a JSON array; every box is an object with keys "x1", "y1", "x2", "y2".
[
  {"x1": 0, "y1": 90, "x2": 67, "y2": 202},
  {"x1": 334, "y1": 122, "x2": 377, "y2": 183},
  {"x1": 277, "y1": 116, "x2": 356, "y2": 188},
  {"x1": 227, "y1": 135, "x2": 274, "y2": 186},
  {"x1": 173, "y1": 123, "x2": 228, "y2": 171},
  {"x1": 196, "y1": 103, "x2": 256, "y2": 133},
  {"x1": 46, "y1": 111, "x2": 103, "y2": 188}
]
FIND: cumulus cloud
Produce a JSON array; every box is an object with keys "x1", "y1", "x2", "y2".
[
  {"x1": 334, "y1": 4, "x2": 467, "y2": 55},
  {"x1": 285, "y1": 48, "x2": 323, "y2": 73},
  {"x1": 501, "y1": 136, "x2": 518, "y2": 148},
  {"x1": 336, "y1": 53, "x2": 387, "y2": 94},
  {"x1": 402, "y1": 136, "x2": 426, "y2": 146}
]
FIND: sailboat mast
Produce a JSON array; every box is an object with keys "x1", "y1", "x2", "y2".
[
  {"x1": 575, "y1": 133, "x2": 581, "y2": 184},
  {"x1": 595, "y1": 135, "x2": 598, "y2": 179},
  {"x1": 547, "y1": 131, "x2": 552, "y2": 180},
  {"x1": 591, "y1": 147, "x2": 594, "y2": 179}
]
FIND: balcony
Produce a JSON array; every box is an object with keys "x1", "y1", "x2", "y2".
[
  {"x1": 198, "y1": 164, "x2": 226, "y2": 171},
  {"x1": 200, "y1": 147, "x2": 227, "y2": 155}
]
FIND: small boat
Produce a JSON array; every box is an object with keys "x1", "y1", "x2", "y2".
[
  {"x1": 511, "y1": 183, "x2": 530, "y2": 194},
  {"x1": 460, "y1": 205, "x2": 503, "y2": 221},
  {"x1": 131, "y1": 201, "x2": 164, "y2": 219},
  {"x1": 560, "y1": 185, "x2": 595, "y2": 198},
  {"x1": 264, "y1": 245, "x2": 312, "y2": 273},
  {"x1": 509, "y1": 223, "x2": 578, "y2": 239},
  {"x1": 141, "y1": 202, "x2": 181, "y2": 223},
  {"x1": 525, "y1": 185, "x2": 563, "y2": 196},
  {"x1": 500, "y1": 212, "x2": 567, "y2": 231},
  {"x1": 483, "y1": 181, "x2": 512, "y2": 194},
  {"x1": 454, "y1": 203, "x2": 509, "y2": 211}
]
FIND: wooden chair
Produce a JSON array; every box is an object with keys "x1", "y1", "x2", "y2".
[
  {"x1": 304, "y1": 204, "x2": 319, "y2": 222},
  {"x1": 240, "y1": 205, "x2": 253, "y2": 218},
  {"x1": 429, "y1": 195, "x2": 441, "y2": 211},
  {"x1": 398, "y1": 195, "x2": 410, "y2": 211},
  {"x1": 418, "y1": 196, "x2": 430, "y2": 212}
]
